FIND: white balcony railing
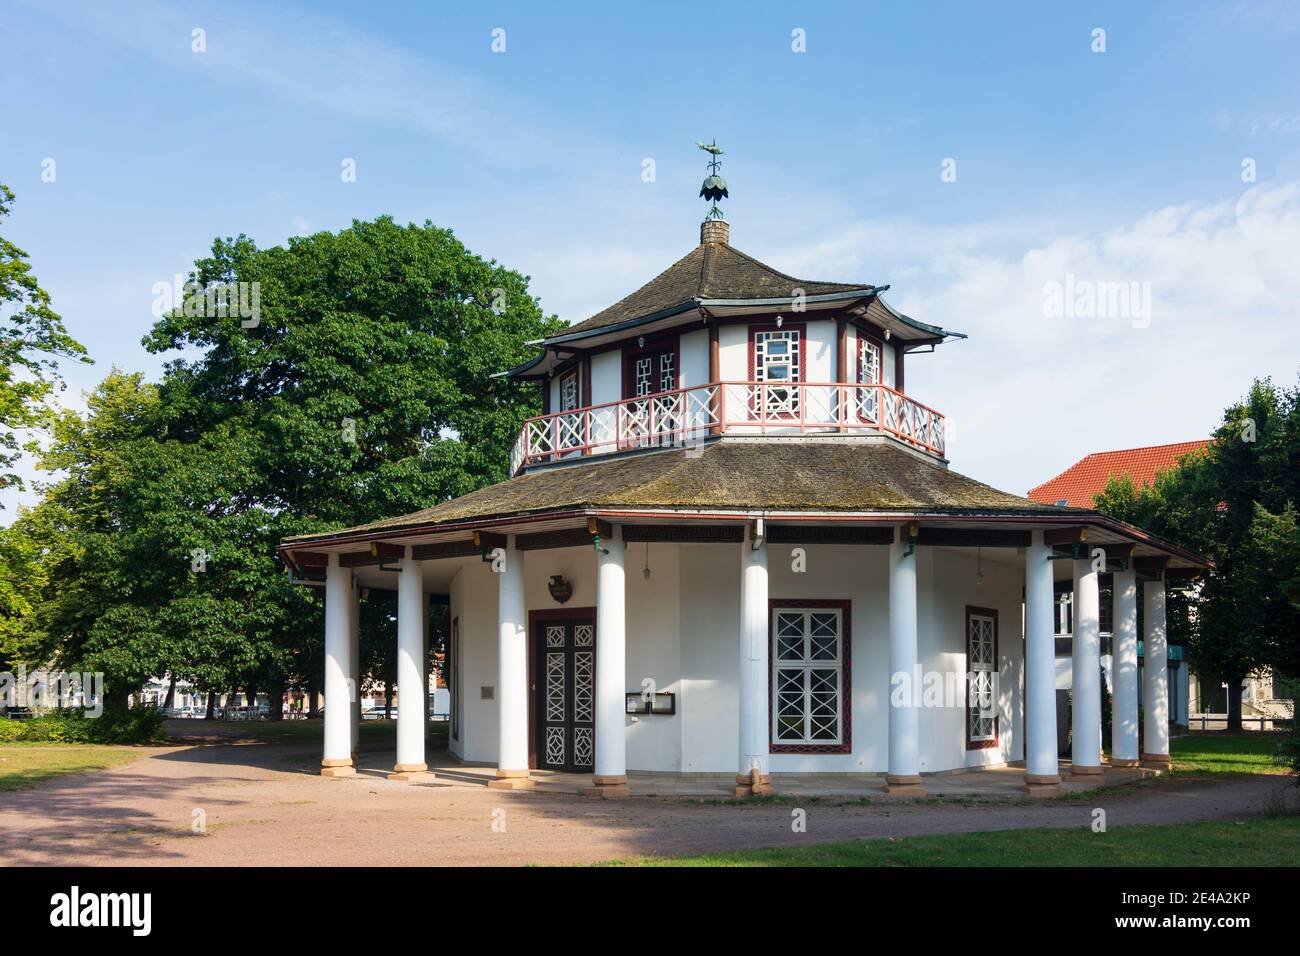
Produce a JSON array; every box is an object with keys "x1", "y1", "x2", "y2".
[{"x1": 510, "y1": 381, "x2": 946, "y2": 474}]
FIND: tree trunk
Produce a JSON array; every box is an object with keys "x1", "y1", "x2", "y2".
[
  {"x1": 384, "y1": 679, "x2": 393, "y2": 719},
  {"x1": 245, "y1": 684, "x2": 258, "y2": 717},
  {"x1": 1226, "y1": 674, "x2": 1243, "y2": 732},
  {"x1": 267, "y1": 677, "x2": 286, "y2": 721},
  {"x1": 307, "y1": 682, "x2": 319, "y2": 718},
  {"x1": 163, "y1": 675, "x2": 177, "y2": 710},
  {"x1": 205, "y1": 692, "x2": 217, "y2": 719}
]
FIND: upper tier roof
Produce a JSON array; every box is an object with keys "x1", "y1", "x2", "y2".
[
  {"x1": 503, "y1": 228, "x2": 964, "y2": 379},
  {"x1": 559, "y1": 240, "x2": 870, "y2": 338}
]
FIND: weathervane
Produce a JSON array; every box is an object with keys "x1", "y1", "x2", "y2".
[{"x1": 696, "y1": 139, "x2": 728, "y2": 221}]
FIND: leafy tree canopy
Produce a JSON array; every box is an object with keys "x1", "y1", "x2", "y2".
[{"x1": 0, "y1": 183, "x2": 90, "y2": 498}]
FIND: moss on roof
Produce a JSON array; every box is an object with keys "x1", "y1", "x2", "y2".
[{"x1": 285, "y1": 441, "x2": 1086, "y2": 545}]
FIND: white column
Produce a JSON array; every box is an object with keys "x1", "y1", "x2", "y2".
[
  {"x1": 1142, "y1": 576, "x2": 1170, "y2": 768},
  {"x1": 1111, "y1": 568, "x2": 1140, "y2": 767},
  {"x1": 349, "y1": 578, "x2": 360, "y2": 757},
  {"x1": 488, "y1": 538, "x2": 532, "y2": 789},
  {"x1": 393, "y1": 551, "x2": 427, "y2": 776},
  {"x1": 886, "y1": 528, "x2": 923, "y2": 793},
  {"x1": 592, "y1": 529, "x2": 628, "y2": 795},
  {"x1": 737, "y1": 525, "x2": 770, "y2": 795},
  {"x1": 321, "y1": 556, "x2": 355, "y2": 776},
  {"x1": 1071, "y1": 557, "x2": 1103, "y2": 776},
  {"x1": 1023, "y1": 530, "x2": 1060, "y2": 791}
]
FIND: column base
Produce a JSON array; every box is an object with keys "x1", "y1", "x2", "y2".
[
  {"x1": 486, "y1": 768, "x2": 535, "y2": 790},
  {"x1": 1021, "y1": 773, "x2": 1062, "y2": 797},
  {"x1": 585, "y1": 774, "x2": 631, "y2": 799},
  {"x1": 883, "y1": 773, "x2": 926, "y2": 796},
  {"x1": 320, "y1": 758, "x2": 355, "y2": 778},
  {"x1": 390, "y1": 762, "x2": 431, "y2": 781},
  {"x1": 733, "y1": 773, "x2": 774, "y2": 798},
  {"x1": 1070, "y1": 764, "x2": 1104, "y2": 780},
  {"x1": 1110, "y1": 757, "x2": 1140, "y2": 768},
  {"x1": 1141, "y1": 752, "x2": 1171, "y2": 771}
]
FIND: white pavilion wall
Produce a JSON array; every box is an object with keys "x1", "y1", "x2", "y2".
[{"x1": 449, "y1": 537, "x2": 1025, "y2": 775}]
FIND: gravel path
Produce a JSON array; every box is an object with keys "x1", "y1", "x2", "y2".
[{"x1": 0, "y1": 739, "x2": 1288, "y2": 866}]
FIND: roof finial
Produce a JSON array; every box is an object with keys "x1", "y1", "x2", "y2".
[{"x1": 696, "y1": 139, "x2": 728, "y2": 222}]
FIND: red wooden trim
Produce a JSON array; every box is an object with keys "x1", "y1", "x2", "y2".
[
  {"x1": 768, "y1": 598, "x2": 852, "y2": 755},
  {"x1": 581, "y1": 358, "x2": 591, "y2": 411},
  {"x1": 835, "y1": 317, "x2": 848, "y2": 384},
  {"x1": 708, "y1": 322, "x2": 721, "y2": 435},
  {"x1": 527, "y1": 607, "x2": 597, "y2": 772},
  {"x1": 965, "y1": 605, "x2": 1000, "y2": 751}
]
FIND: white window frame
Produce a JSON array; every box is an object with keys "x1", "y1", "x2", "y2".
[
  {"x1": 559, "y1": 369, "x2": 580, "y2": 411},
  {"x1": 858, "y1": 336, "x2": 881, "y2": 384},
  {"x1": 771, "y1": 606, "x2": 843, "y2": 746},
  {"x1": 967, "y1": 610, "x2": 997, "y2": 747},
  {"x1": 754, "y1": 329, "x2": 801, "y2": 416}
]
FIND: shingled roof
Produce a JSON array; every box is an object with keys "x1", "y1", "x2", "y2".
[
  {"x1": 553, "y1": 241, "x2": 872, "y2": 340},
  {"x1": 285, "y1": 441, "x2": 1085, "y2": 546}
]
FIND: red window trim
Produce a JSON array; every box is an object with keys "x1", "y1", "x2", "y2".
[
  {"x1": 965, "y1": 605, "x2": 1000, "y2": 751},
  {"x1": 747, "y1": 323, "x2": 808, "y2": 383},
  {"x1": 768, "y1": 598, "x2": 852, "y2": 755}
]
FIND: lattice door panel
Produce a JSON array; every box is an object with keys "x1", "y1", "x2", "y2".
[{"x1": 536, "y1": 619, "x2": 596, "y2": 772}]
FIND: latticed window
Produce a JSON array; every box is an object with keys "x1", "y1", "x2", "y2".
[
  {"x1": 967, "y1": 610, "x2": 998, "y2": 748},
  {"x1": 772, "y1": 607, "x2": 842, "y2": 746},
  {"x1": 754, "y1": 329, "x2": 801, "y2": 416},
  {"x1": 559, "y1": 371, "x2": 579, "y2": 411},
  {"x1": 634, "y1": 352, "x2": 675, "y2": 398},
  {"x1": 859, "y1": 337, "x2": 880, "y2": 384}
]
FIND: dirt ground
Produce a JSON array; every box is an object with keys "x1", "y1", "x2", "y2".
[{"x1": 0, "y1": 729, "x2": 1289, "y2": 866}]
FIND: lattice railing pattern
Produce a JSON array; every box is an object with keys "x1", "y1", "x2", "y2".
[{"x1": 509, "y1": 381, "x2": 945, "y2": 473}]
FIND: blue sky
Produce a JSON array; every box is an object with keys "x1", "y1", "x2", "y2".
[{"x1": 5, "y1": 0, "x2": 1300, "y2": 509}]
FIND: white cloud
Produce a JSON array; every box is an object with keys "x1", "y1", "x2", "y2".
[{"x1": 767, "y1": 183, "x2": 1300, "y2": 496}]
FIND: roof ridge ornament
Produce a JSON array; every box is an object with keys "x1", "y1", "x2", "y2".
[{"x1": 696, "y1": 139, "x2": 728, "y2": 222}]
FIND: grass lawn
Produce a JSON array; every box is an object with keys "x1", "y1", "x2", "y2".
[
  {"x1": 0, "y1": 743, "x2": 144, "y2": 792},
  {"x1": 1169, "y1": 733, "x2": 1289, "y2": 775},
  {"x1": 602, "y1": 816, "x2": 1300, "y2": 867}
]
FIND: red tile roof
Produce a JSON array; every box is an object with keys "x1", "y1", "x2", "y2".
[{"x1": 1027, "y1": 440, "x2": 1212, "y2": 509}]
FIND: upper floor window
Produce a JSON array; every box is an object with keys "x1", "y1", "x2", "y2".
[
  {"x1": 859, "y1": 337, "x2": 881, "y2": 385},
  {"x1": 753, "y1": 327, "x2": 802, "y2": 417},
  {"x1": 755, "y1": 329, "x2": 800, "y2": 384},
  {"x1": 633, "y1": 351, "x2": 675, "y2": 397},
  {"x1": 559, "y1": 369, "x2": 580, "y2": 412}
]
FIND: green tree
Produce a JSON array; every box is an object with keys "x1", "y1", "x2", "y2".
[
  {"x1": 0, "y1": 183, "x2": 90, "y2": 497},
  {"x1": 16, "y1": 218, "x2": 558, "y2": 711},
  {"x1": 1094, "y1": 375, "x2": 1300, "y2": 729}
]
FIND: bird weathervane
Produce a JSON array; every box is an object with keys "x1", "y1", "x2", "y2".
[{"x1": 697, "y1": 139, "x2": 728, "y2": 221}]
